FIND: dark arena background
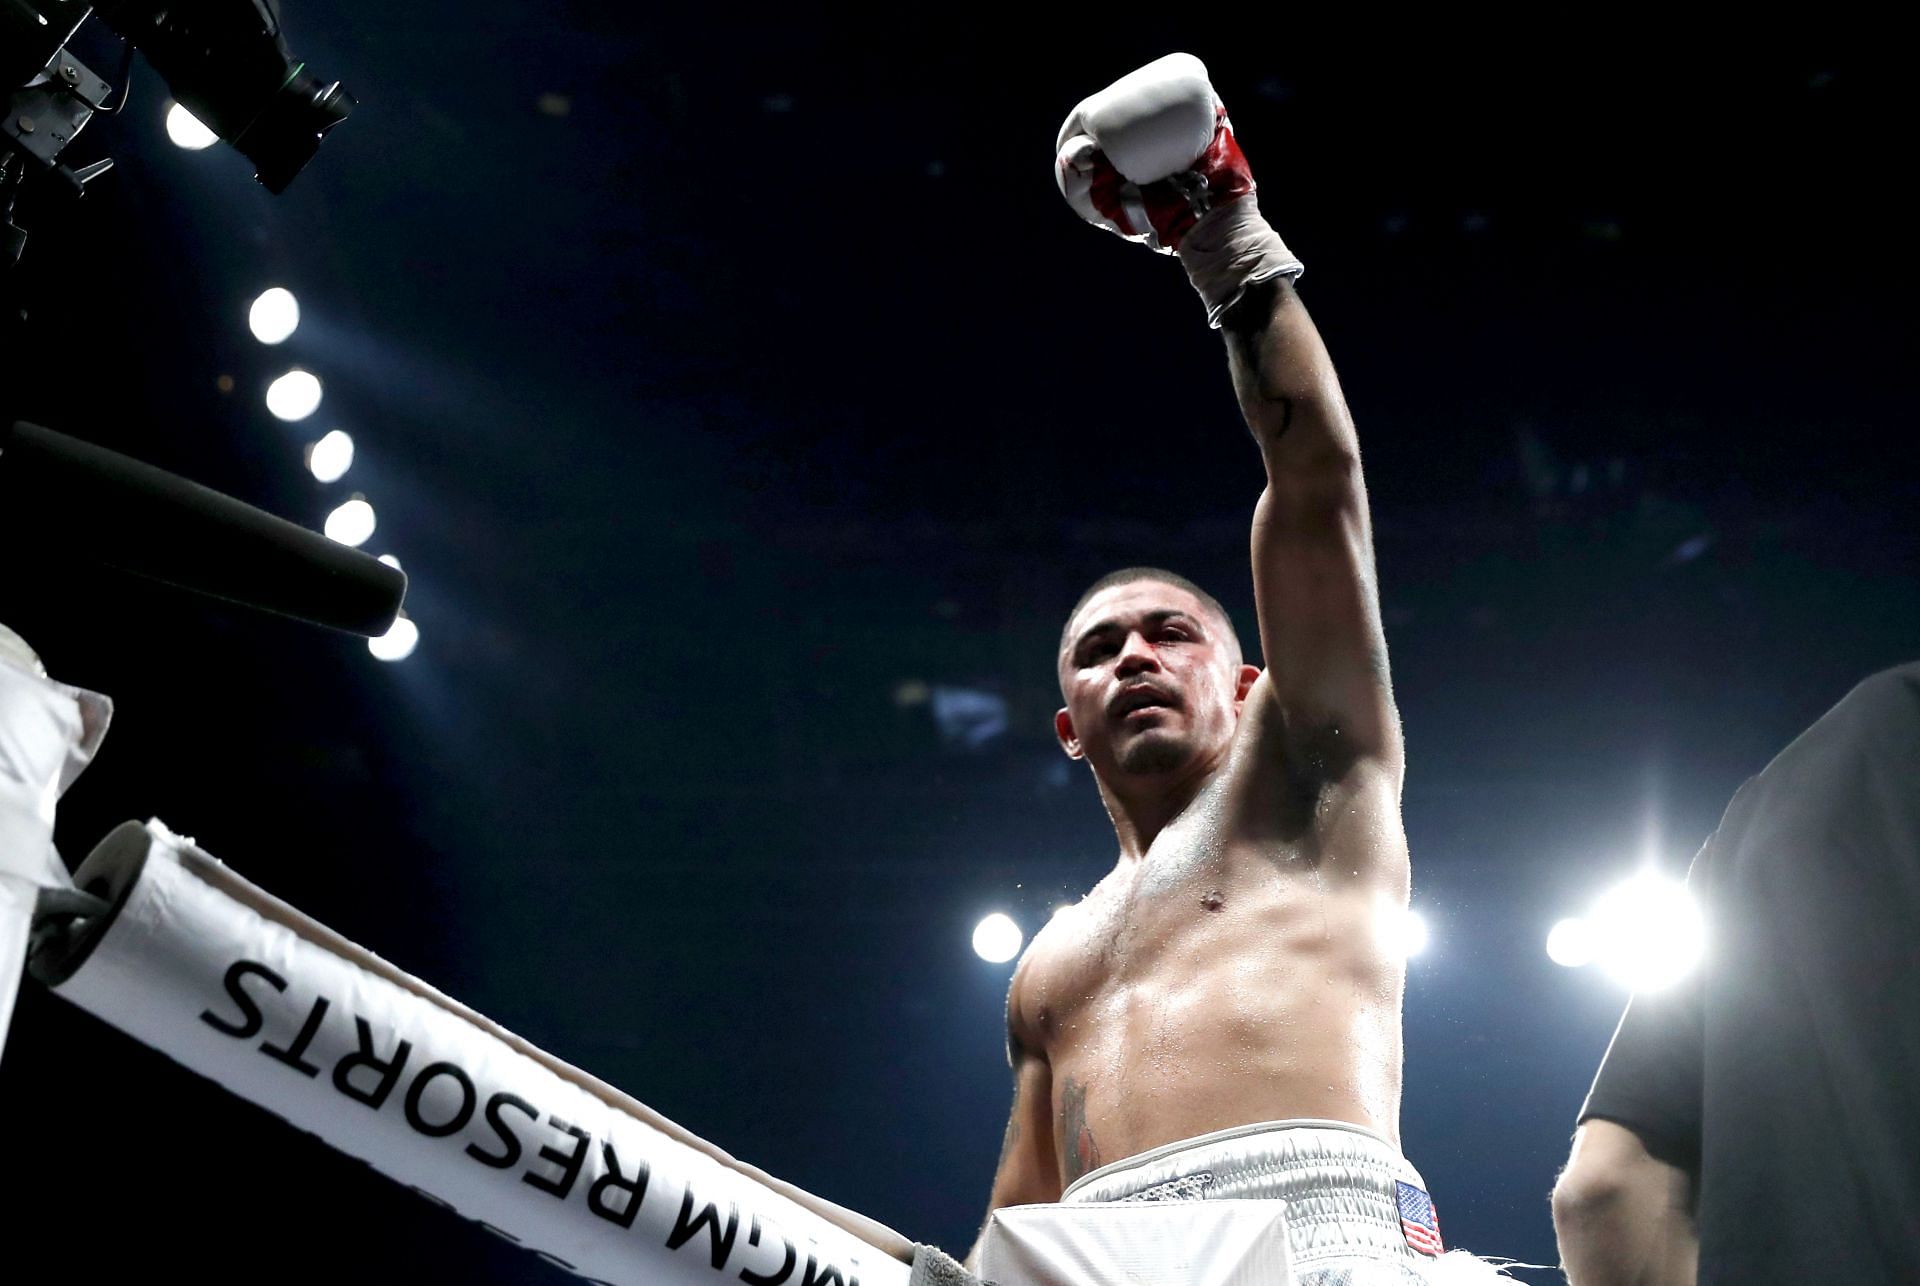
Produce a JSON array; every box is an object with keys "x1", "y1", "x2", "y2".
[{"x1": 2, "y1": 11, "x2": 1912, "y2": 1283}]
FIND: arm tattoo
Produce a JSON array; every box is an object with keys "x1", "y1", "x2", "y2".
[
  {"x1": 1222, "y1": 278, "x2": 1297, "y2": 439},
  {"x1": 1263, "y1": 392, "x2": 1296, "y2": 434},
  {"x1": 1059, "y1": 1076, "x2": 1103, "y2": 1184}
]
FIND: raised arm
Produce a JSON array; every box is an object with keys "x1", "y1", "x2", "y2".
[
  {"x1": 1053, "y1": 53, "x2": 1397, "y2": 778},
  {"x1": 1221, "y1": 277, "x2": 1399, "y2": 774},
  {"x1": 964, "y1": 979, "x2": 1060, "y2": 1270}
]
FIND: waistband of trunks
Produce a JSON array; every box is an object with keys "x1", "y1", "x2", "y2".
[{"x1": 1059, "y1": 1118, "x2": 1437, "y2": 1266}]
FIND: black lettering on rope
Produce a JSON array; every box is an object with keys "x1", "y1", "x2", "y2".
[
  {"x1": 522, "y1": 1116, "x2": 591, "y2": 1199},
  {"x1": 801, "y1": 1254, "x2": 855, "y2": 1286},
  {"x1": 260, "y1": 995, "x2": 330, "y2": 1077},
  {"x1": 668, "y1": 1190, "x2": 741, "y2": 1269},
  {"x1": 403, "y1": 1061, "x2": 478, "y2": 1138},
  {"x1": 466, "y1": 1092, "x2": 539, "y2": 1169},
  {"x1": 587, "y1": 1141, "x2": 650, "y2": 1229},
  {"x1": 331, "y1": 1016, "x2": 413, "y2": 1108},
  {"x1": 739, "y1": 1217, "x2": 797, "y2": 1286},
  {"x1": 199, "y1": 959, "x2": 284, "y2": 1038}
]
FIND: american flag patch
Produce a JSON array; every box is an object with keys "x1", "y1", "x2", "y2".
[{"x1": 1396, "y1": 1180, "x2": 1444, "y2": 1256}]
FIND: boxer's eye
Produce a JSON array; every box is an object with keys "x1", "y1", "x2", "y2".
[{"x1": 1078, "y1": 638, "x2": 1117, "y2": 666}]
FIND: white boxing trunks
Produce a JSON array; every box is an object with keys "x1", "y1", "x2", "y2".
[{"x1": 1048, "y1": 1119, "x2": 1505, "y2": 1285}]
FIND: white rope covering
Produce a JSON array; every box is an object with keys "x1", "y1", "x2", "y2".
[{"x1": 45, "y1": 819, "x2": 912, "y2": 1286}]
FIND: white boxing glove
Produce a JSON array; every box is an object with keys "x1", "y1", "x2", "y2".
[{"x1": 1055, "y1": 53, "x2": 1302, "y2": 327}]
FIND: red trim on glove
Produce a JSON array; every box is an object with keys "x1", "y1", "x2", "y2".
[{"x1": 1084, "y1": 107, "x2": 1257, "y2": 251}]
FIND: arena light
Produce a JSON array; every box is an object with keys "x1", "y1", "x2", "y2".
[
  {"x1": 305, "y1": 429, "x2": 354, "y2": 483},
  {"x1": 368, "y1": 614, "x2": 418, "y2": 662},
  {"x1": 1590, "y1": 871, "x2": 1704, "y2": 992},
  {"x1": 1559, "y1": 871, "x2": 1704, "y2": 992},
  {"x1": 164, "y1": 101, "x2": 218, "y2": 150},
  {"x1": 1545, "y1": 917, "x2": 1598, "y2": 968},
  {"x1": 323, "y1": 497, "x2": 376, "y2": 547},
  {"x1": 1377, "y1": 904, "x2": 1429, "y2": 959},
  {"x1": 265, "y1": 369, "x2": 323, "y2": 421},
  {"x1": 248, "y1": 287, "x2": 300, "y2": 344},
  {"x1": 1398, "y1": 909, "x2": 1430, "y2": 958},
  {"x1": 971, "y1": 913, "x2": 1024, "y2": 964}
]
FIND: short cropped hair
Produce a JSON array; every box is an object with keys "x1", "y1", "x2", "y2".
[{"x1": 1057, "y1": 566, "x2": 1243, "y2": 675}]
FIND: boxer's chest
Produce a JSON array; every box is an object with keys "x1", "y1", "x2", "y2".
[{"x1": 1028, "y1": 822, "x2": 1324, "y2": 1042}]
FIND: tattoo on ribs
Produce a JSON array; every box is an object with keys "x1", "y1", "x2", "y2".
[{"x1": 1059, "y1": 1076, "x2": 1102, "y2": 1183}]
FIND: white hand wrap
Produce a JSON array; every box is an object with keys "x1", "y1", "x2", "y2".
[{"x1": 1179, "y1": 199, "x2": 1304, "y2": 329}]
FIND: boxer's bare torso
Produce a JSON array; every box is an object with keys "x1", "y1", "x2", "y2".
[
  {"x1": 971, "y1": 269, "x2": 1408, "y2": 1239},
  {"x1": 1014, "y1": 725, "x2": 1408, "y2": 1183},
  {"x1": 971, "y1": 51, "x2": 1407, "y2": 1246}
]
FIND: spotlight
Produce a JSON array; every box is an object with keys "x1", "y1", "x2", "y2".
[
  {"x1": 248, "y1": 287, "x2": 300, "y2": 344},
  {"x1": 112, "y1": 4, "x2": 355, "y2": 192},
  {"x1": 1399, "y1": 908, "x2": 1430, "y2": 958},
  {"x1": 265, "y1": 369, "x2": 322, "y2": 421},
  {"x1": 305, "y1": 429, "x2": 354, "y2": 483},
  {"x1": 368, "y1": 614, "x2": 418, "y2": 662},
  {"x1": 377, "y1": 554, "x2": 401, "y2": 569},
  {"x1": 971, "y1": 913, "x2": 1024, "y2": 964},
  {"x1": 165, "y1": 101, "x2": 218, "y2": 150},
  {"x1": 1546, "y1": 917, "x2": 1598, "y2": 968},
  {"x1": 1589, "y1": 871, "x2": 1705, "y2": 992},
  {"x1": 323, "y1": 497, "x2": 375, "y2": 547},
  {"x1": 1378, "y1": 904, "x2": 1429, "y2": 959}
]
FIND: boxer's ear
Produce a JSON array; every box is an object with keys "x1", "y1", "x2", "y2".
[
  {"x1": 1054, "y1": 708, "x2": 1084, "y2": 759},
  {"x1": 1233, "y1": 664, "x2": 1261, "y2": 706}
]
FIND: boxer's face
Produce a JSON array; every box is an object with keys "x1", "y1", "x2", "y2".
[{"x1": 1055, "y1": 581, "x2": 1249, "y2": 782}]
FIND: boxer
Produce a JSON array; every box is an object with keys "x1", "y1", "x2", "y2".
[{"x1": 967, "y1": 55, "x2": 1502, "y2": 1285}]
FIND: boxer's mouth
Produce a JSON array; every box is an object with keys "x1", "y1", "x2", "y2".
[{"x1": 1110, "y1": 684, "x2": 1178, "y2": 719}]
